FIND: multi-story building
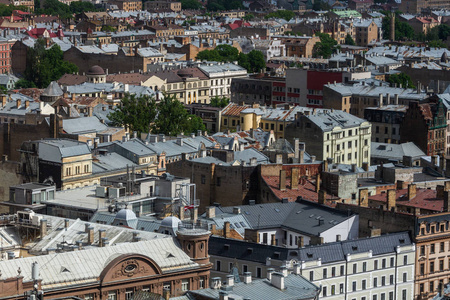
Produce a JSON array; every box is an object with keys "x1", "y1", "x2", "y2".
[
  {"x1": 300, "y1": 231, "x2": 415, "y2": 300},
  {"x1": 285, "y1": 108, "x2": 372, "y2": 167},
  {"x1": 408, "y1": 17, "x2": 440, "y2": 35},
  {"x1": 353, "y1": 19, "x2": 378, "y2": 47},
  {"x1": 274, "y1": 35, "x2": 320, "y2": 58},
  {"x1": 230, "y1": 77, "x2": 276, "y2": 106},
  {"x1": 399, "y1": 0, "x2": 450, "y2": 14},
  {"x1": 415, "y1": 208, "x2": 450, "y2": 299},
  {"x1": 323, "y1": 83, "x2": 428, "y2": 118},
  {"x1": 198, "y1": 62, "x2": 248, "y2": 98},
  {"x1": 364, "y1": 105, "x2": 407, "y2": 144},
  {"x1": 348, "y1": 0, "x2": 374, "y2": 12},
  {"x1": 400, "y1": 100, "x2": 446, "y2": 156},
  {"x1": 143, "y1": 0, "x2": 181, "y2": 11},
  {"x1": 109, "y1": 0, "x2": 142, "y2": 11},
  {"x1": 0, "y1": 37, "x2": 15, "y2": 74}
]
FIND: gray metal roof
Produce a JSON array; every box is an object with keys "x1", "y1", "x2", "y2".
[
  {"x1": 371, "y1": 142, "x2": 425, "y2": 161},
  {"x1": 304, "y1": 109, "x2": 368, "y2": 131},
  {"x1": 62, "y1": 116, "x2": 108, "y2": 134}
]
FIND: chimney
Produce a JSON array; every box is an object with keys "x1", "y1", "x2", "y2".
[
  {"x1": 444, "y1": 191, "x2": 450, "y2": 212},
  {"x1": 315, "y1": 174, "x2": 320, "y2": 193},
  {"x1": 293, "y1": 263, "x2": 301, "y2": 275},
  {"x1": 178, "y1": 206, "x2": 185, "y2": 221},
  {"x1": 271, "y1": 272, "x2": 285, "y2": 290},
  {"x1": 163, "y1": 287, "x2": 170, "y2": 300},
  {"x1": 407, "y1": 184, "x2": 416, "y2": 200},
  {"x1": 279, "y1": 170, "x2": 286, "y2": 191},
  {"x1": 297, "y1": 236, "x2": 304, "y2": 248},
  {"x1": 271, "y1": 234, "x2": 276, "y2": 246},
  {"x1": 206, "y1": 206, "x2": 215, "y2": 218},
  {"x1": 291, "y1": 168, "x2": 299, "y2": 190},
  {"x1": 219, "y1": 291, "x2": 228, "y2": 300},
  {"x1": 387, "y1": 189, "x2": 396, "y2": 212},
  {"x1": 379, "y1": 93, "x2": 383, "y2": 107},
  {"x1": 359, "y1": 189, "x2": 369, "y2": 207},
  {"x1": 191, "y1": 207, "x2": 198, "y2": 222},
  {"x1": 64, "y1": 219, "x2": 70, "y2": 229},
  {"x1": 394, "y1": 94, "x2": 399, "y2": 105},
  {"x1": 98, "y1": 229, "x2": 106, "y2": 247},
  {"x1": 87, "y1": 227, "x2": 94, "y2": 244},
  {"x1": 226, "y1": 274, "x2": 234, "y2": 287},
  {"x1": 243, "y1": 272, "x2": 252, "y2": 284},
  {"x1": 267, "y1": 268, "x2": 275, "y2": 281},
  {"x1": 233, "y1": 207, "x2": 241, "y2": 214},
  {"x1": 386, "y1": 93, "x2": 390, "y2": 105},
  {"x1": 318, "y1": 190, "x2": 327, "y2": 205},
  {"x1": 132, "y1": 232, "x2": 141, "y2": 242},
  {"x1": 294, "y1": 138, "x2": 300, "y2": 161},
  {"x1": 336, "y1": 234, "x2": 341, "y2": 242},
  {"x1": 396, "y1": 180, "x2": 406, "y2": 190},
  {"x1": 280, "y1": 265, "x2": 288, "y2": 277},
  {"x1": 224, "y1": 221, "x2": 230, "y2": 238},
  {"x1": 276, "y1": 154, "x2": 283, "y2": 164},
  {"x1": 362, "y1": 162, "x2": 369, "y2": 172},
  {"x1": 25, "y1": 100, "x2": 29, "y2": 108},
  {"x1": 437, "y1": 185, "x2": 445, "y2": 198},
  {"x1": 17, "y1": 99, "x2": 21, "y2": 108},
  {"x1": 40, "y1": 219, "x2": 47, "y2": 237},
  {"x1": 85, "y1": 223, "x2": 91, "y2": 233}
]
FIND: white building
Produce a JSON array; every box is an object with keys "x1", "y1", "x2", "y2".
[
  {"x1": 198, "y1": 62, "x2": 248, "y2": 98},
  {"x1": 299, "y1": 231, "x2": 415, "y2": 300}
]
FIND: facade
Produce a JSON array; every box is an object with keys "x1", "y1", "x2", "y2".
[
  {"x1": 143, "y1": 0, "x2": 181, "y2": 11},
  {"x1": 299, "y1": 231, "x2": 415, "y2": 300},
  {"x1": 284, "y1": 109, "x2": 372, "y2": 167},
  {"x1": 399, "y1": 0, "x2": 450, "y2": 14},
  {"x1": 0, "y1": 38, "x2": 14, "y2": 74},
  {"x1": 400, "y1": 100, "x2": 447, "y2": 156},
  {"x1": 354, "y1": 20, "x2": 378, "y2": 46},
  {"x1": 348, "y1": 0, "x2": 374, "y2": 12},
  {"x1": 275, "y1": 35, "x2": 319, "y2": 58},
  {"x1": 109, "y1": 0, "x2": 142, "y2": 11},
  {"x1": 198, "y1": 62, "x2": 248, "y2": 98},
  {"x1": 364, "y1": 105, "x2": 407, "y2": 144}
]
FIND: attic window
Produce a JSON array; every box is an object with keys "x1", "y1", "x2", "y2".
[
  {"x1": 352, "y1": 246, "x2": 358, "y2": 251},
  {"x1": 224, "y1": 244, "x2": 230, "y2": 250},
  {"x1": 307, "y1": 253, "x2": 313, "y2": 258},
  {"x1": 61, "y1": 267, "x2": 70, "y2": 273},
  {"x1": 274, "y1": 252, "x2": 280, "y2": 258},
  {"x1": 275, "y1": 208, "x2": 280, "y2": 212},
  {"x1": 399, "y1": 239, "x2": 405, "y2": 244},
  {"x1": 290, "y1": 251, "x2": 298, "y2": 256},
  {"x1": 166, "y1": 252, "x2": 175, "y2": 258},
  {"x1": 247, "y1": 248, "x2": 253, "y2": 253}
]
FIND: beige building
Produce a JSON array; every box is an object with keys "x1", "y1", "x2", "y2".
[
  {"x1": 144, "y1": 0, "x2": 181, "y2": 11},
  {"x1": 285, "y1": 108, "x2": 372, "y2": 167}
]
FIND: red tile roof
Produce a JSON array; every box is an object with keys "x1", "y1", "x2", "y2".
[
  {"x1": 262, "y1": 175, "x2": 339, "y2": 206},
  {"x1": 369, "y1": 189, "x2": 443, "y2": 212}
]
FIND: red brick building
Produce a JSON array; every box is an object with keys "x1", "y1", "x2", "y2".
[
  {"x1": 400, "y1": 100, "x2": 446, "y2": 156},
  {"x1": 0, "y1": 39, "x2": 14, "y2": 74}
]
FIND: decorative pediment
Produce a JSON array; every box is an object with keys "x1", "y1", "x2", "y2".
[{"x1": 100, "y1": 253, "x2": 162, "y2": 284}]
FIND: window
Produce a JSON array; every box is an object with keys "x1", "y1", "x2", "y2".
[
  {"x1": 430, "y1": 281, "x2": 434, "y2": 293},
  {"x1": 381, "y1": 276, "x2": 385, "y2": 286},
  {"x1": 403, "y1": 255, "x2": 408, "y2": 265},
  {"x1": 390, "y1": 274, "x2": 394, "y2": 285},
  {"x1": 431, "y1": 243, "x2": 435, "y2": 253},
  {"x1": 363, "y1": 262, "x2": 367, "y2": 272},
  {"x1": 256, "y1": 267, "x2": 262, "y2": 278},
  {"x1": 382, "y1": 258, "x2": 386, "y2": 269},
  {"x1": 340, "y1": 265, "x2": 345, "y2": 275},
  {"x1": 420, "y1": 263, "x2": 424, "y2": 275},
  {"x1": 403, "y1": 272, "x2": 407, "y2": 282},
  {"x1": 216, "y1": 260, "x2": 221, "y2": 271},
  {"x1": 362, "y1": 279, "x2": 366, "y2": 290},
  {"x1": 381, "y1": 294, "x2": 385, "y2": 300},
  {"x1": 217, "y1": 177, "x2": 221, "y2": 186},
  {"x1": 125, "y1": 289, "x2": 133, "y2": 300},
  {"x1": 374, "y1": 277, "x2": 378, "y2": 287},
  {"x1": 420, "y1": 245, "x2": 425, "y2": 255},
  {"x1": 331, "y1": 267, "x2": 336, "y2": 277},
  {"x1": 402, "y1": 289, "x2": 407, "y2": 300},
  {"x1": 430, "y1": 261, "x2": 435, "y2": 273},
  {"x1": 323, "y1": 286, "x2": 327, "y2": 297},
  {"x1": 390, "y1": 257, "x2": 394, "y2": 267},
  {"x1": 242, "y1": 265, "x2": 248, "y2": 273},
  {"x1": 373, "y1": 294, "x2": 377, "y2": 300},
  {"x1": 181, "y1": 279, "x2": 189, "y2": 291},
  {"x1": 107, "y1": 292, "x2": 117, "y2": 300},
  {"x1": 201, "y1": 175, "x2": 206, "y2": 184},
  {"x1": 441, "y1": 242, "x2": 445, "y2": 252},
  {"x1": 440, "y1": 260, "x2": 444, "y2": 271},
  {"x1": 339, "y1": 283, "x2": 344, "y2": 294},
  {"x1": 331, "y1": 285, "x2": 335, "y2": 295},
  {"x1": 309, "y1": 271, "x2": 314, "y2": 281},
  {"x1": 374, "y1": 260, "x2": 378, "y2": 270},
  {"x1": 352, "y1": 281, "x2": 356, "y2": 292},
  {"x1": 323, "y1": 268, "x2": 327, "y2": 279},
  {"x1": 353, "y1": 263, "x2": 357, "y2": 274}
]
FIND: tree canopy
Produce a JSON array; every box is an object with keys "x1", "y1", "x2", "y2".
[
  {"x1": 23, "y1": 38, "x2": 78, "y2": 88},
  {"x1": 0, "y1": 4, "x2": 31, "y2": 16},
  {"x1": 264, "y1": 10, "x2": 295, "y2": 21},
  {"x1": 312, "y1": 32, "x2": 339, "y2": 59},
  {"x1": 210, "y1": 96, "x2": 230, "y2": 108},
  {"x1": 108, "y1": 94, "x2": 157, "y2": 134},
  {"x1": 345, "y1": 34, "x2": 356, "y2": 46},
  {"x1": 108, "y1": 94, "x2": 206, "y2": 136},
  {"x1": 382, "y1": 14, "x2": 415, "y2": 41},
  {"x1": 387, "y1": 73, "x2": 415, "y2": 89},
  {"x1": 206, "y1": 0, "x2": 243, "y2": 11},
  {"x1": 180, "y1": 0, "x2": 202, "y2": 9},
  {"x1": 196, "y1": 44, "x2": 266, "y2": 74}
]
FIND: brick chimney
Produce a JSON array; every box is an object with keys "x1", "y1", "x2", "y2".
[
  {"x1": 315, "y1": 174, "x2": 321, "y2": 193},
  {"x1": 291, "y1": 168, "x2": 298, "y2": 190},
  {"x1": 387, "y1": 189, "x2": 396, "y2": 212},
  {"x1": 279, "y1": 170, "x2": 286, "y2": 191},
  {"x1": 437, "y1": 185, "x2": 445, "y2": 198},
  {"x1": 444, "y1": 191, "x2": 450, "y2": 212},
  {"x1": 224, "y1": 221, "x2": 230, "y2": 238},
  {"x1": 407, "y1": 184, "x2": 416, "y2": 200},
  {"x1": 318, "y1": 190, "x2": 327, "y2": 205},
  {"x1": 359, "y1": 188, "x2": 369, "y2": 207}
]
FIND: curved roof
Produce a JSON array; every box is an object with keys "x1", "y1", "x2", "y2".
[
  {"x1": 115, "y1": 209, "x2": 137, "y2": 221},
  {"x1": 87, "y1": 65, "x2": 105, "y2": 76},
  {"x1": 160, "y1": 216, "x2": 181, "y2": 229},
  {"x1": 42, "y1": 81, "x2": 63, "y2": 97}
]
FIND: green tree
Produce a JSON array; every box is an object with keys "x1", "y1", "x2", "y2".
[
  {"x1": 210, "y1": 96, "x2": 230, "y2": 108},
  {"x1": 206, "y1": 0, "x2": 243, "y2": 11},
  {"x1": 152, "y1": 94, "x2": 205, "y2": 136},
  {"x1": 216, "y1": 44, "x2": 239, "y2": 61},
  {"x1": 24, "y1": 38, "x2": 78, "y2": 88},
  {"x1": 264, "y1": 10, "x2": 295, "y2": 21},
  {"x1": 313, "y1": 32, "x2": 339, "y2": 59},
  {"x1": 243, "y1": 14, "x2": 254, "y2": 21},
  {"x1": 246, "y1": 50, "x2": 266, "y2": 73},
  {"x1": 180, "y1": 0, "x2": 202, "y2": 9},
  {"x1": 69, "y1": 1, "x2": 96, "y2": 14},
  {"x1": 0, "y1": 4, "x2": 30, "y2": 16},
  {"x1": 382, "y1": 13, "x2": 415, "y2": 41},
  {"x1": 108, "y1": 93, "x2": 157, "y2": 134},
  {"x1": 345, "y1": 34, "x2": 356, "y2": 45},
  {"x1": 387, "y1": 73, "x2": 415, "y2": 89},
  {"x1": 36, "y1": 0, "x2": 72, "y2": 19},
  {"x1": 101, "y1": 25, "x2": 117, "y2": 32},
  {"x1": 15, "y1": 79, "x2": 36, "y2": 89},
  {"x1": 312, "y1": 0, "x2": 330, "y2": 10}
]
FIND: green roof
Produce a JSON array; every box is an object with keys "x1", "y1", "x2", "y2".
[{"x1": 331, "y1": 10, "x2": 362, "y2": 18}]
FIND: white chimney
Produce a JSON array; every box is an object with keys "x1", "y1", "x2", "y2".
[
  {"x1": 243, "y1": 272, "x2": 252, "y2": 284},
  {"x1": 226, "y1": 274, "x2": 234, "y2": 287},
  {"x1": 271, "y1": 272, "x2": 285, "y2": 290},
  {"x1": 267, "y1": 268, "x2": 275, "y2": 281},
  {"x1": 293, "y1": 263, "x2": 301, "y2": 275}
]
